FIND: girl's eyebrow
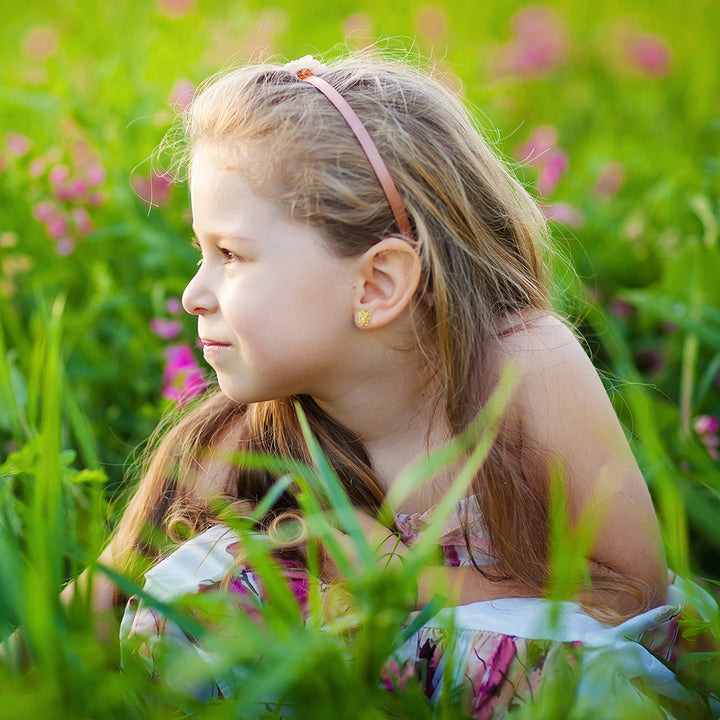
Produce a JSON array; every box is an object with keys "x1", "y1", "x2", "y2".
[{"x1": 192, "y1": 229, "x2": 254, "y2": 244}]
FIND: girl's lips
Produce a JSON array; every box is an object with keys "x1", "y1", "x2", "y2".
[{"x1": 200, "y1": 338, "x2": 231, "y2": 356}]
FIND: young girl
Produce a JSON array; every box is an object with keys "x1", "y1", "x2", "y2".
[{"x1": 102, "y1": 53, "x2": 711, "y2": 715}]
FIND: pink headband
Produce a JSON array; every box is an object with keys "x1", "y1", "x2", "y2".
[{"x1": 296, "y1": 68, "x2": 414, "y2": 242}]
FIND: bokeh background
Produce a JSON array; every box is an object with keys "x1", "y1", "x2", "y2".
[{"x1": 2, "y1": 0, "x2": 719, "y2": 598}]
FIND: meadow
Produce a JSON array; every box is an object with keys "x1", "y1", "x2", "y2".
[{"x1": 1, "y1": 0, "x2": 719, "y2": 716}]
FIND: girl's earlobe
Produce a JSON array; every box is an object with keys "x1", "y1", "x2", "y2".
[{"x1": 354, "y1": 237, "x2": 422, "y2": 329}]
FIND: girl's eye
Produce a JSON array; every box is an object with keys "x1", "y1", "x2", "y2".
[{"x1": 219, "y1": 247, "x2": 242, "y2": 264}]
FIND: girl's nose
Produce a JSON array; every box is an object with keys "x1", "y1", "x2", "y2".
[{"x1": 182, "y1": 268, "x2": 217, "y2": 316}]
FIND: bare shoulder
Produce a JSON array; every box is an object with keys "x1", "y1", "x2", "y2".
[{"x1": 498, "y1": 310, "x2": 595, "y2": 383}]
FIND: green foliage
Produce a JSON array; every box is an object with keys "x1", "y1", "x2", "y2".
[{"x1": 1, "y1": 0, "x2": 720, "y2": 716}]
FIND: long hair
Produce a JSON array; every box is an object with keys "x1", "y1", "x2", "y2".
[{"x1": 113, "y1": 53, "x2": 648, "y2": 622}]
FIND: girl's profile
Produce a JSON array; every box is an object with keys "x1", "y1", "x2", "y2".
[{"x1": 74, "y1": 52, "x2": 713, "y2": 715}]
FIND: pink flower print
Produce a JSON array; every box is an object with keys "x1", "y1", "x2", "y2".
[
  {"x1": 169, "y1": 79, "x2": 195, "y2": 110},
  {"x1": 151, "y1": 318, "x2": 182, "y2": 340},
  {"x1": 381, "y1": 659, "x2": 416, "y2": 691},
  {"x1": 132, "y1": 171, "x2": 173, "y2": 206},
  {"x1": 595, "y1": 161, "x2": 625, "y2": 197},
  {"x1": 6, "y1": 133, "x2": 31, "y2": 157},
  {"x1": 162, "y1": 344, "x2": 207, "y2": 403},
  {"x1": 627, "y1": 33, "x2": 672, "y2": 78},
  {"x1": 542, "y1": 202, "x2": 584, "y2": 228},
  {"x1": 493, "y1": 6, "x2": 569, "y2": 78}
]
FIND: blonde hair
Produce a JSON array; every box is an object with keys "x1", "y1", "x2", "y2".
[{"x1": 114, "y1": 53, "x2": 648, "y2": 622}]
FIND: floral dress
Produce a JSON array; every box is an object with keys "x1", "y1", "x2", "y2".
[{"x1": 120, "y1": 498, "x2": 718, "y2": 718}]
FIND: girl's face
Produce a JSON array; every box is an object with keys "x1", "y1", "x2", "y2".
[{"x1": 183, "y1": 146, "x2": 359, "y2": 404}]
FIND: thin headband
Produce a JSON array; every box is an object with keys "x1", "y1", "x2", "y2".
[{"x1": 296, "y1": 68, "x2": 414, "y2": 242}]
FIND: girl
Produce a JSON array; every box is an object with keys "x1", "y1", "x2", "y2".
[{"x1": 105, "y1": 53, "x2": 711, "y2": 715}]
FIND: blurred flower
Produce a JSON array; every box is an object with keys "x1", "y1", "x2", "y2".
[
  {"x1": 595, "y1": 161, "x2": 625, "y2": 197},
  {"x1": 516, "y1": 126, "x2": 568, "y2": 197},
  {"x1": 6, "y1": 133, "x2": 31, "y2": 157},
  {"x1": 86, "y1": 162, "x2": 106, "y2": 186},
  {"x1": 166, "y1": 298, "x2": 183, "y2": 314},
  {"x1": 169, "y1": 79, "x2": 195, "y2": 110},
  {"x1": 634, "y1": 348, "x2": 663, "y2": 375},
  {"x1": 48, "y1": 164, "x2": 70, "y2": 186},
  {"x1": 516, "y1": 125, "x2": 557, "y2": 164},
  {"x1": 342, "y1": 13, "x2": 376, "y2": 47},
  {"x1": 0, "y1": 232, "x2": 17, "y2": 248},
  {"x1": 55, "y1": 238, "x2": 75, "y2": 256},
  {"x1": 132, "y1": 171, "x2": 173, "y2": 206},
  {"x1": 493, "y1": 5, "x2": 569, "y2": 78},
  {"x1": 87, "y1": 191, "x2": 106, "y2": 206},
  {"x1": 32, "y1": 201, "x2": 55, "y2": 222},
  {"x1": 610, "y1": 298, "x2": 633, "y2": 318},
  {"x1": 157, "y1": 0, "x2": 196, "y2": 18},
  {"x1": 28, "y1": 158, "x2": 46, "y2": 178},
  {"x1": 536, "y1": 149, "x2": 568, "y2": 196},
  {"x1": 543, "y1": 202, "x2": 584, "y2": 228},
  {"x1": 627, "y1": 33, "x2": 672, "y2": 78},
  {"x1": 162, "y1": 345, "x2": 207, "y2": 403},
  {"x1": 71, "y1": 207, "x2": 93, "y2": 236},
  {"x1": 44, "y1": 212, "x2": 69, "y2": 239},
  {"x1": 151, "y1": 318, "x2": 182, "y2": 340},
  {"x1": 23, "y1": 27, "x2": 59, "y2": 60},
  {"x1": 416, "y1": 6, "x2": 448, "y2": 42},
  {"x1": 694, "y1": 415, "x2": 719, "y2": 460}
]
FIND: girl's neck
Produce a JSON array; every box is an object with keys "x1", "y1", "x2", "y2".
[{"x1": 313, "y1": 363, "x2": 452, "y2": 512}]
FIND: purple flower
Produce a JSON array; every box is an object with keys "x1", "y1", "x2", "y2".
[
  {"x1": 71, "y1": 207, "x2": 93, "y2": 236},
  {"x1": 610, "y1": 298, "x2": 633, "y2": 319},
  {"x1": 695, "y1": 415, "x2": 719, "y2": 436},
  {"x1": 55, "y1": 238, "x2": 75, "y2": 256},
  {"x1": 151, "y1": 318, "x2": 182, "y2": 340}
]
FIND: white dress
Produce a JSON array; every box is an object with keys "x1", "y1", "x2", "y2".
[{"x1": 120, "y1": 503, "x2": 719, "y2": 718}]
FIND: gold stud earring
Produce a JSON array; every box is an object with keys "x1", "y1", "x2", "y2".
[{"x1": 357, "y1": 310, "x2": 371, "y2": 328}]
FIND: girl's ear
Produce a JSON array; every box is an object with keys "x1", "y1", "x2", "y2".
[{"x1": 353, "y1": 237, "x2": 421, "y2": 329}]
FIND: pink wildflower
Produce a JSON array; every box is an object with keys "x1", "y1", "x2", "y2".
[
  {"x1": 627, "y1": 33, "x2": 672, "y2": 78},
  {"x1": 151, "y1": 318, "x2": 182, "y2": 340},
  {"x1": 536, "y1": 149, "x2": 568, "y2": 196},
  {"x1": 162, "y1": 345, "x2": 207, "y2": 404},
  {"x1": 32, "y1": 201, "x2": 55, "y2": 222},
  {"x1": 23, "y1": 27, "x2": 59, "y2": 60},
  {"x1": 694, "y1": 415, "x2": 720, "y2": 460},
  {"x1": 86, "y1": 163, "x2": 106, "y2": 186},
  {"x1": 515, "y1": 125, "x2": 557, "y2": 165},
  {"x1": 381, "y1": 659, "x2": 416, "y2": 691},
  {"x1": 416, "y1": 6, "x2": 448, "y2": 42},
  {"x1": 44, "y1": 212, "x2": 69, "y2": 239},
  {"x1": 71, "y1": 207, "x2": 93, "y2": 236},
  {"x1": 87, "y1": 192, "x2": 106, "y2": 206},
  {"x1": 493, "y1": 5, "x2": 569, "y2": 78},
  {"x1": 169, "y1": 79, "x2": 195, "y2": 110},
  {"x1": 132, "y1": 171, "x2": 173, "y2": 206},
  {"x1": 48, "y1": 164, "x2": 70, "y2": 186},
  {"x1": 6, "y1": 133, "x2": 31, "y2": 157},
  {"x1": 543, "y1": 202, "x2": 584, "y2": 228},
  {"x1": 157, "y1": 0, "x2": 196, "y2": 19},
  {"x1": 55, "y1": 238, "x2": 75, "y2": 256},
  {"x1": 166, "y1": 298, "x2": 183, "y2": 314},
  {"x1": 595, "y1": 161, "x2": 625, "y2": 197},
  {"x1": 28, "y1": 158, "x2": 46, "y2": 178}
]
